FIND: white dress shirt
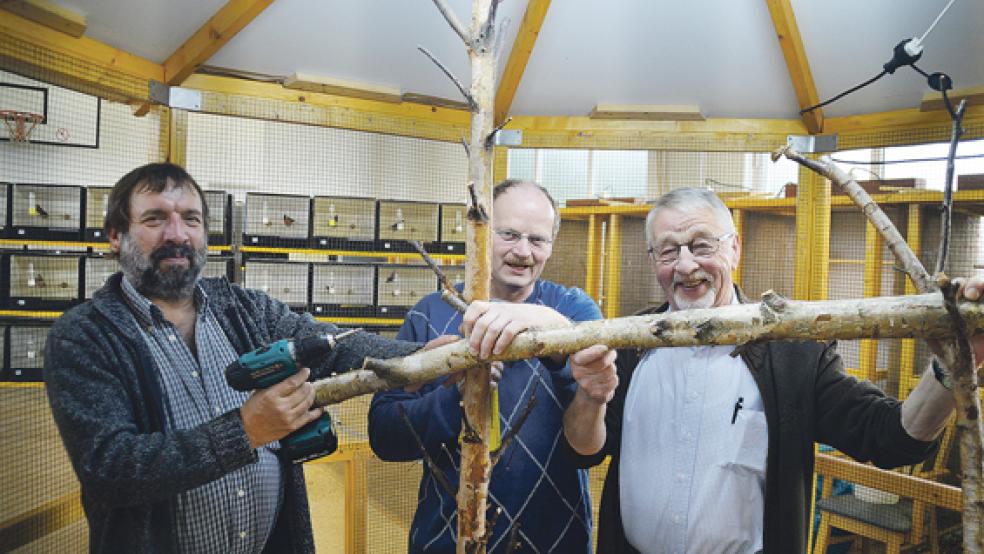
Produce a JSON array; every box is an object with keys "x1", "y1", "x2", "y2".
[{"x1": 620, "y1": 315, "x2": 768, "y2": 554}]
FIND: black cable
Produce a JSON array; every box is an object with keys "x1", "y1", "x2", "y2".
[
  {"x1": 800, "y1": 70, "x2": 887, "y2": 115},
  {"x1": 830, "y1": 153, "x2": 984, "y2": 166}
]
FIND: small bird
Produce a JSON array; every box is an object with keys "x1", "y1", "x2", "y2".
[
  {"x1": 34, "y1": 204, "x2": 49, "y2": 218},
  {"x1": 385, "y1": 271, "x2": 398, "y2": 283},
  {"x1": 283, "y1": 214, "x2": 296, "y2": 227}
]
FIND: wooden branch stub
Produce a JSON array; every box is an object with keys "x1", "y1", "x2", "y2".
[
  {"x1": 484, "y1": 116, "x2": 513, "y2": 150},
  {"x1": 467, "y1": 182, "x2": 490, "y2": 223}
]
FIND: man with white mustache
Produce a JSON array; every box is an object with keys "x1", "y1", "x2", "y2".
[
  {"x1": 369, "y1": 179, "x2": 608, "y2": 553},
  {"x1": 561, "y1": 187, "x2": 984, "y2": 553}
]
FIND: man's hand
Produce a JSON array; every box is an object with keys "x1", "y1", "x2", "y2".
[
  {"x1": 241, "y1": 367, "x2": 321, "y2": 449},
  {"x1": 461, "y1": 300, "x2": 572, "y2": 359},
  {"x1": 571, "y1": 344, "x2": 618, "y2": 404},
  {"x1": 928, "y1": 278, "x2": 984, "y2": 364}
]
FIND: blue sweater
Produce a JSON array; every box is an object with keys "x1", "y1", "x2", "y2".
[{"x1": 369, "y1": 280, "x2": 602, "y2": 553}]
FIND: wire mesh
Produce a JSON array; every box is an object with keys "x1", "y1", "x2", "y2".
[{"x1": 2, "y1": 45, "x2": 983, "y2": 551}]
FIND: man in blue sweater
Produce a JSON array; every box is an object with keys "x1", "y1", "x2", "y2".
[{"x1": 369, "y1": 180, "x2": 610, "y2": 553}]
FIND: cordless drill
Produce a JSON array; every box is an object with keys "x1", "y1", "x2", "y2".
[{"x1": 225, "y1": 329, "x2": 360, "y2": 463}]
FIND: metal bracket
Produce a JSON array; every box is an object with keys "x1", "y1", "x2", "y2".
[
  {"x1": 786, "y1": 134, "x2": 838, "y2": 153},
  {"x1": 493, "y1": 129, "x2": 522, "y2": 147},
  {"x1": 149, "y1": 81, "x2": 202, "y2": 111}
]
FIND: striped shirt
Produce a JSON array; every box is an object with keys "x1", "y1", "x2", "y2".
[{"x1": 121, "y1": 277, "x2": 282, "y2": 554}]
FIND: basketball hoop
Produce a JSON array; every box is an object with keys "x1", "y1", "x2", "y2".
[{"x1": 0, "y1": 110, "x2": 44, "y2": 143}]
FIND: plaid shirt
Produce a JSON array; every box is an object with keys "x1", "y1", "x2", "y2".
[{"x1": 121, "y1": 277, "x2": 282, "y2": 554}]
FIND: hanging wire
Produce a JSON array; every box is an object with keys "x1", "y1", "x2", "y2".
[{"x1": 800, "y1": 0, "x2": 959, "y2": 115}]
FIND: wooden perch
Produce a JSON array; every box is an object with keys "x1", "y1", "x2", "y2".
[{"x1": 313, "y1": 292, "x2": 984, "y2": 407}]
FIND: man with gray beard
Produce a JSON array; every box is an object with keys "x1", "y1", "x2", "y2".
[
  {"x1": 562, "y1": 187, "x2": 984, "y2": 553},
  {"x1": 43, "y1": 163, "x2": 420, "y2": 553}
]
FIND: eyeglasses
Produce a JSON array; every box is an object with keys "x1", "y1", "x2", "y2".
[
  {"x1": 494, "y1": 228, "x2": 553, "y2": 250},
  {"x1": 647, "y1": 232, "x2": 735, "y2": 265}
]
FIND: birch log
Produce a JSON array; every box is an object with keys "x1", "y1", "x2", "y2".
[
  {"x1": 776, "y1": 144, "x2": 984, "y2": 552},
  {"x1": 424, "y1": 0, "x2": 499, "y2": 550},
  {"x1": 313, "y1": 292, "x2": 984, "y2": 406}
]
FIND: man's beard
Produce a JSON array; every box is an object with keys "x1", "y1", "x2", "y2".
[
  {"x1": 671, "y1": 269, "x2": 718, "y2": 310},
  {"x1": 119, "y1": 234, "x2": 207, "y2": 301}
]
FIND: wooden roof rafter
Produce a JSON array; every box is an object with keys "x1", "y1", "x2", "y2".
[
  {"x1": 765, "y1": 0, "x2": 824, "y2": 134},
  {"x1": 163, "y1": 0, "x2": 275, "y2": 86},
  {"x1": 493, "y1": 0, "x2": 551, "y2": 126}
]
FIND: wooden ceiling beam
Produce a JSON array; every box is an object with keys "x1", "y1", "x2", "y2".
[
  {"x1": 0, "y1": 0, "x2": 86, "y2": 37},
  {"x1": 493, "y1": 0, "x2": 551, "y2": 126},
  {"x1": 765, "y1": 0, "x2": 823, "y2": 134},
  {"x1": 163, "y1": 0, "x2": 274, "y2": 86},
  {"x1": 0, "y1": 10, "x2": 162, "y2": 83}
]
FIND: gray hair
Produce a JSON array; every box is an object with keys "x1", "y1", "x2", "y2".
[
  {"x1": 493, "y1": 179, "x2": 561, "y2": 238},
  {"x1": 645, "y1": 187, "x2": 736, "y2": 248}
]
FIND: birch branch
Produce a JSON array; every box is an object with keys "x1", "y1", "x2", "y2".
[
  {"x1": 313, "y1": 292, "x2": 984, "y2": 406},
  {"x1": 773, "y1": 145, "x2": 936, "y2": 293},
  {"x1": 936, "y1": 99, "x2": 966, "y2": 274},
  {"x1": 410, "y1": 239, "x2": 469, "y2": 313},
  {"x1": 417, "y1": 46, "x2": 477, "y2": 112},
  {"x1": 775, "y1": 142, "x2": 984, "y2": 552},
  {"x1": 430, "y1": 0, "x2": 472, "y2": 48}
]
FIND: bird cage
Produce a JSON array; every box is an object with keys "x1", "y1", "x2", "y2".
[
  {"x1": 243, "y1": 260, "x2": 309, "y2": 312},
  {"x1": 311, "y1": 196, "x2": 377, "y2": 251},
  {"x1": 243, "y1": 192, "x2": 310, "y2": 247},
  {"x1": 10, "y1": 184, "x2": 83, "y2": 240},
  {"x1": 202, "y1": 189, "x2": 232, "y2": 246},
  {"x1": 203, "y1": 256, "x2": 233, "y2": 281},
  {"x1": 83, "y1": 255, "x2": 117, "y2": 299},
  {"x1": 84, "y1": 186, "x2": 112, "y2": 241},
  {"x1": 376, "y1": 200, "x2": 439, "y2": 252},
  {"x1": 438, "y1": 203, "x2": 467, "y2": 254},
  {"x1": 6, "y1": 325, "x2": 49, "y2": 382},
  {"x1": 6, "y1": 253, "x2": 80, "y2": 309},
  {"x1": 375, "y1": 264, "x2": 437, "y2": 318},
  {"x1": 311, "y1": 262, "x2": 375, "y2": 317}
]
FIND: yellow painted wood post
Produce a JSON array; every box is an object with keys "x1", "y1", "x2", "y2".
[
  {"x1": 493, "y1": 147, "x2": 509, "y2": 183},
  {"x1": 861, "y1": 221, "x2": 885, "y2": 383},
  {"x1": 793, "y1": 157, "x2": 830, "y2": 553},
  {"x1": 168, "y1": 108, "x2": 188, "y2": 167},
  {"x1": 585, "y1": 214, "x2": 603, "y2": 304},
  {"x1": 731, "y1": 209, "x2": 744, "y2": 287},
  {"x1": 793, "y1": 159, "x2": 830, "y2": 301},
  {"x1": 900, "y1": 204, "x2": 922, "y2": 397},
  {"x1": 604, "y1": 214, "x2": 622, "y2": 319},
  {"x1": 344, "y1": 453, "x2": 368, "y2": 554}
]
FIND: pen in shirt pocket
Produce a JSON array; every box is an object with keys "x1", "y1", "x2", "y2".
[{"x1": 731, "y1": 397, "x2": 744, "y2": 425}]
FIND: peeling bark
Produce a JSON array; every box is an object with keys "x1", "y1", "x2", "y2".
[{"x1": 313, "y1": 292, "x2": 984, "y2": 406}]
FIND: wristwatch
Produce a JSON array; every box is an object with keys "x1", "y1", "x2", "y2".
[{"x1": 931, "y1": 358, "x2": 954, "y2": 391}]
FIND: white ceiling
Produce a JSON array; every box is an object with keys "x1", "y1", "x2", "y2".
[{"x1": 53, "y1": 0, "x2": 984, "y2": 120}]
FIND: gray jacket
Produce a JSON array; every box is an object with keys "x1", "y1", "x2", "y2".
[{"x1": 44, "y1": 273, "x2": 419, "y2": 553}]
